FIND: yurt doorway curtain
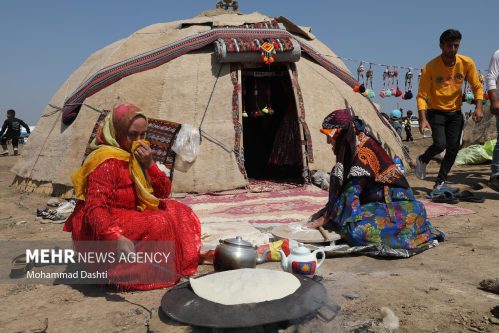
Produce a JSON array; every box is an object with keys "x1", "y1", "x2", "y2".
[{"x1": 241, "y1": 65, "x2": 304, "y2": 182}]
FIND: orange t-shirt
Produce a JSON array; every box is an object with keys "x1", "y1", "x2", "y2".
[{"x1": 417, "y1": 54, "x2": 483, "y2": 112}]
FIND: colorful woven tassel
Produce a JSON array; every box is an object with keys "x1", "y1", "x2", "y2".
[{"x1": 259, "y1": 42, "x2": 277, "y2": 65}]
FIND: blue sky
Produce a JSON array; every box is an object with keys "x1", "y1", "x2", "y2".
[{"x1": 1, "y1": 0, "x2": 498, "y2": 125}]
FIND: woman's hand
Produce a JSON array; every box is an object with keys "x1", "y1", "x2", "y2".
[
  {"x1": 304, "y1": 215, "x2": 327, "y2": 229},
  {"x1": 116, "y1": 235, "x2": 135, "y2": 256},
  {"x1": 134, "y1": 140, "x2": 154, "y2": 169}
]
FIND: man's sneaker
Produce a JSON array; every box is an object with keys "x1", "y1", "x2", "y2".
[
  {"x1": 55, "y1": 200, "x2": 76, "y2": 215},
  {"x1": 13, "y1": 149, "x2": 18, "y2": 156},
  {"x1": 415, "y1": 157, "x2": 427, "y2": 180},
  {"x1": 434, "y1": 181, "x2": 459, "y2": 194},
  {"x1": 0, "y1": 151, "x2": 8, "y2": 156}
]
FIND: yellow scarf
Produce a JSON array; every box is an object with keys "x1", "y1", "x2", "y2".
[{"x1": 72, "y1": 113, "x2": 159, "y2": 211}]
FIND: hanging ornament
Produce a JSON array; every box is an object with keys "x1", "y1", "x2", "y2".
[
  {"x1": 357, "y1": 62, "x2": 365, "y2": 81},
  {"x1": 403, "y1": 91, "x2": 413, "y2": 100},
  {"x1": 366, "y1": 64, "x2": 374, "y2": 89},
  {"x1": 395, "y1": 87, "x2": 403, "y2": 97},
  {"x1": 463, "y1": 81, "x2": 474, "y2": 104},
  {"x1": 478, "y1": 70, "x2": 485, "y2": 84},
  {"x1": 242, "y1": 79, "x2": 248, "y2": 117},
  {"x1": 355, "y1": 62, "x2": 367, "y2": 94},
  {"x1": 380, "y1": 66, "x2": 390, "y2": 98},
  {"x1": 480, "y1": 70, "x2": 488, "y2": 106},
  {"x1": 261, "y1": 86, "x2": 274, "y2": 115},
  {"x1": 252, "y1": 81, "x2": 260, "y2": 117},
  {"x1": 259, "y1": 42, "x2": 277, "y2": 65},
  {"x1": 403, "y1": 68, "x2": 414, "y2": 100},
  {"x1": 389, "y1": 66, "x2": 397, "y2": 89}
]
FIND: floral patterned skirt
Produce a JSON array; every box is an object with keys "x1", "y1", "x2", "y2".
[{"x1": 331, "y1": 181, "x2": 445, "y2": 250}]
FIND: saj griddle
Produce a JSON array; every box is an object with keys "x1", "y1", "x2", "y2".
[{"x1": 161, "y1": 273, "x2": 334, "y2": 328}]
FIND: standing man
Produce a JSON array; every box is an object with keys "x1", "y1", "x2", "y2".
[
  {"x1": 486, "y1": 50, "x2": 499, "y2": 191},
  {"x1": 415, "y1": 29, "x2": 483, "y2": 192},
  {"x1": 0, "y1": 109, "x2": 30, "y2": 156}
]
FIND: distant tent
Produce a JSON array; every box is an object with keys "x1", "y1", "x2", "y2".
[{"x1": 13, "y1": 9, "x2": 406, "y2": 197}]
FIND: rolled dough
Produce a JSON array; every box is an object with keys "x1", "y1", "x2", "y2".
[{"x1": 189, "y1": 268, "x2": 300, "y2": 305}]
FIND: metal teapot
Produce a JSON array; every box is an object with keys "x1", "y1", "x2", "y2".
[
  {"x1": 278, "y1": 243, "x2": 325, "y2": 275},
  {"x1": 214, "y1": 236, "x2": 269, "y2": 272}
]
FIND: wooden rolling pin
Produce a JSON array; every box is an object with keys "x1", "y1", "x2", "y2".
[{"x1": 318, "y1": 226, "x2": 330, "y2": 241}]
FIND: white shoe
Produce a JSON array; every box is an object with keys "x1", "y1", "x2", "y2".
[
  {"x1": 55, "y1": 200, "x2": 76, "y2": 214},
  {"x1": 0, "y1": 151, "x2": 8, "y2": 156},
  {"x1": 415, "y1": 157, "x2": 427, "y2": 180}
]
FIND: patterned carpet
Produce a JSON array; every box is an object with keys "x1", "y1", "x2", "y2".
[{"x1": 179, "y1": 185, "x2": 475, "y2": 229}]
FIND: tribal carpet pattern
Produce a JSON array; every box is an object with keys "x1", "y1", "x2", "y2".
[{"x1": 62, "y1": 26, "x2": 359, "y2": 124}]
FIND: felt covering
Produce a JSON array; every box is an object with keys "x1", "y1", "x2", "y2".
[{"x1": 13, "y1": 11, "x2": 407, "y2": 195}]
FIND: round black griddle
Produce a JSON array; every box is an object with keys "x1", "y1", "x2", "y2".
[{"x1": 161, "y1": 273, "x2": 328, "y2": 328}]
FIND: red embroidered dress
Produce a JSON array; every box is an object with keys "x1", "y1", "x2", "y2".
[{"x1": 64, "y1": 159, "x2": 201, "y2": 290}]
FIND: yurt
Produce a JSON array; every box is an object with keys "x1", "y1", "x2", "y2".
[
  {"x1": 462, "y1": 103, "x2": 497, "y2": 147},
  {"x1": 12, "y1": 9, "x2": 406, "y2": 197}
]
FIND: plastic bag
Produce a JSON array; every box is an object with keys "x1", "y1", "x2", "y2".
[
  {"x1": 455, "y1": 144, "x2": 492, "y2": 165},
  {"x1": 483, "y1": 139, "x2": 497, "y2": 157},
  {"x1": 171, "y1": 124, "x2": 200, "y2": 163}
]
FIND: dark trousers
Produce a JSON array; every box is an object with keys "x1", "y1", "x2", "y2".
[
  {"x1": 405, "y1": 127, "x2": 413, "y2": 141},
  {"x1": 420, "y1": 110, "x2": 464, "y2": 183},
  {"x1": 1, "y1": 134, "x2": 19, "y2": 150}
]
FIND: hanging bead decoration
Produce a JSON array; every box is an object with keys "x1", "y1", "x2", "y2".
[{"x1": 402, "y1": 68, "x2": 413, "y2": 100}]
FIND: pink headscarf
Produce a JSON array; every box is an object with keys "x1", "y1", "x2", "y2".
[{"x1": 94, "y1": 103, "x2": 146, "y2": 151}]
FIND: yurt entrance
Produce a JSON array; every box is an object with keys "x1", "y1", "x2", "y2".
[{"x1": 241, "y1": 65, "x2": 304, "y2": 182}]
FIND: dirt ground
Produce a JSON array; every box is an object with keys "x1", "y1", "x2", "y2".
[{"x1": 0, "y1": 132, "x2": 499, "y2": 333}]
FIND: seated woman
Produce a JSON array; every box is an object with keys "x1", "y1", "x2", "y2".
[
  {"x1": 64, "y1": 103, "x2": 201, "y2": 290},
  {"x1": 307, "y1": 109, "x2": 444, "y2": 254}
]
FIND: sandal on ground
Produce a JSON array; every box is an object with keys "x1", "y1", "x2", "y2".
[
  {"x1": 455, "y1": 190, "x2": 484, "y2": 203},
  {"x1": 430, "y1": 191, "x2": 459, "y2": 204},
  {"x1": 10, "y1": 254, "x2": 34, "y2": 278},
  {"x1": 488, "y1": 179, "x2": 499, "y2": 192}
]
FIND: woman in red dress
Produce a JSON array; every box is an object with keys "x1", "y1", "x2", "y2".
[{"x1": 64, "y1": 103, "x2": 201, "y2": 290}]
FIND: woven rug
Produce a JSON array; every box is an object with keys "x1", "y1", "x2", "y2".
[
  {"x1": 421, "y1": 200, "x2": 475, "y2": 218},
  {"x1": 83, "y1": 111, "x2": 181, "y2": 173},
  {"x1": 179, "y1": 186, "x2": 476, "y2": 229},
  {"x1": 248, "y1": 179, "x2": 303, "y2": 193}
]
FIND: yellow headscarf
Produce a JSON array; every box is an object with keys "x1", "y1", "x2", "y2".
[{"x1": 72, "y1": 104, "x2": 159, "y2": 211}]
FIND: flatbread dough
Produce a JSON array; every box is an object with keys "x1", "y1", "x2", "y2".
[{"x1": 189, "y1": 268, "x2": 300, "y2": 305}]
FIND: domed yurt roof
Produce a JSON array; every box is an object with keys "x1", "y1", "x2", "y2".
[{"x1": 12, "y1": 10, "x2": 406, "y2": 197}]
